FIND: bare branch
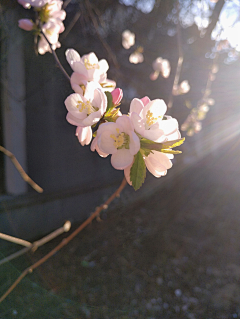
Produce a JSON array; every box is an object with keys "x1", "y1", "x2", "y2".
[
  {"x1": 0, "y1": 146, "x2": 43, "y2": 193},
  {"x1": 0, "y1": 233, "x2": 31, "y2": 247},
  {"x1": 0, "y1": 221, "x2": 71, "y2": 266}
]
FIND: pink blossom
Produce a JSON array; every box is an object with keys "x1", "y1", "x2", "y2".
[
  {"x1": 18, "y1": 19, "x2": 34, "y2": 31},
  {"x1": 111, "y1": 88, "x2": 123, "y2": 105},
  {"x1": 66, "y1": 49, "x2": 109, "y2": 83},
  {"x1": 38, "y1": 20, "x2": 62, "y2": 54},
  {"x1": 129, "y1": 97, "x2": 180, "y2": 142},
  {"x1": 65, "y1": 82, "x2": 107, "y2": 127},
  {"x1": 96, "y1": 115, "x2": 140, "y2": 170}
]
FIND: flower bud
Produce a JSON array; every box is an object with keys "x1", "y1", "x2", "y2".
[
  {"x1": 111, "y1": 88, "x2": 123, "y2": 105},
  {"x1": 18, "y1": 19, "x2": 34, "y2": 31}
]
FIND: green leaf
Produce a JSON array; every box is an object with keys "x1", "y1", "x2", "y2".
[
  {"x1": 140, "y1": 148, "x2": 152, "y2": 157},
  {"x1": 130, "y1": 151, "x2": 146, "y2": 191},
  {"x1": 161, "y1": 138, "x2": 185, "y2": 149},
  {"x1": 140, "y1": 137, "x2": 185, "y2": 152},
  {"x1": 161, "y1": 149, "x2": 182, "y2": 154},
  {"x1": 105, "y1": 91, "x2": 114, "y2": 114}
]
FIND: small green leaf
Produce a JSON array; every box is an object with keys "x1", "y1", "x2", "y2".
[
  {"x1": 161, "y1": 138, "x2": 185, "y2": 149},
  {"x1": 105, "y1": 91, "x2": 114, "y2": 114},
  {"x1": 130, "y1": 151, "x2": 146, "y2": 191},
  {"x1": 161, "y1": 149, "x2": 182, "y2": 154}
]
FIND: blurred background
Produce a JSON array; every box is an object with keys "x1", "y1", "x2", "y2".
[{"x1": 1, "y1": 0, "x2": 240, "y2": 318}]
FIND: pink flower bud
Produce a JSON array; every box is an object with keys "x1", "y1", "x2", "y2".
[
  {"x1": 111, "y1": 88, "x2": 123, "y2": 105},
  {"x1": 18, "y1": 19, "x2": 34, "y2": 31}
]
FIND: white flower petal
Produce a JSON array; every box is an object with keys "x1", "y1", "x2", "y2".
[
  {"x1": 66, "y1": 48, "x2": 81, "y2": 65},
  {"x1": 116, "y1": 115, "x2": 134, "y2": 133},
  {"x1": 66, "y1": 112, "x2": 83, "y2": 126},
  {"x1": 76, "y1": 126, "x2": 92, "y2": 146},
  {"x1": 143, "y1": 128, "x2": 165, "y2": 142},
  {"x1": 129, "y1": 132, "x2": 140, "y2": 155},
  {"x1": 145, "y1": 151, "x2": 172, "y2": 177},
  {"x1": 129, "y1": 98, "x2": 144, "y2": 114},
  {"x1": 91, "y1": 136, "x2": 109, "y2": 157},
  {"x1": 98, "y1": 130, "x2": 117, "y2": 154},
  {"x1": 158, "y1": 118, "x2": 179, "y2": 136},
  {"x1": 111, "y1": 149, "x2": 134, "y2": 170},
  {"x1": 98, "y1": 59, "x2": 109, "y2": 73},
  {"x1": 142, "y1": 99, "x2": 167, "y2": 119},
  {"x1": 130, "y1": 112, "x2": 145, "y2": 136}
]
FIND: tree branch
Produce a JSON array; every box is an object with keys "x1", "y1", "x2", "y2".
[{"x1": 0, "y1": 146, "x2": 43, "y2": 193}]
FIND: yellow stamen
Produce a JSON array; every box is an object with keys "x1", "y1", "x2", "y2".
[
  {"x1": 84, "y1": 58, "x2": 100, "y2": 70},
  {"x1": 146, "y1": 110, "x2": 162, "y2": 127},
  {"x1": 76, "y1": 100, "x2": 93, "y2": 114},
  {"x1": 110, "y1": 132, "x2": 125, "y2": 148}
]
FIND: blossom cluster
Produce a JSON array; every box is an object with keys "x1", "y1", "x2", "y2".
[
  {"x1": 64, "y1": 49, "x2": 184, "y2": 190},
  {"x1": 18, "y1": 0, "x2": 66, "y2": 54}
]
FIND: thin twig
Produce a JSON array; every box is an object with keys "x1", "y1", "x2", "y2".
[
  {"x1": 0, "y1": 146, "x2": 43, "y2": 193},
  {"x1": 40, "y1": 30, "x2": 71, "y2": 82},
  {"x1": 0, "y1": 177, "x2": 127, "y2": 303},
  {"x1": 84, "y1": 0, "x2": 119, "y2": 69},
  {"x1": 0, "y1": 221, "x2": 71, "y2": 266},
  {"x1": 0, "y1": 233, "x2": 31, "y2": 247}
]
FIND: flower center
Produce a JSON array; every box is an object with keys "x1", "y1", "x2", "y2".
[
  {"x1": 146, "y1": 110, "x2": 162, "y2": 128},
  {"x1": 84, "y1": 58, "x2": 100, "y2": 70},
  {"x1": 76, "y1": 100, "x2": 98, "y2": 115},
  {"x1": 110, "y1": 128, "x2": 130, "y2": 149}
]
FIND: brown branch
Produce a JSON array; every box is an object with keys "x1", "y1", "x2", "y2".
[
  {"x1": 0, "y1": 177, "x2": 127, "y2": 303},
  {"x1": 0, "y1": 146, "x2": 43, "y2": 193}
]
